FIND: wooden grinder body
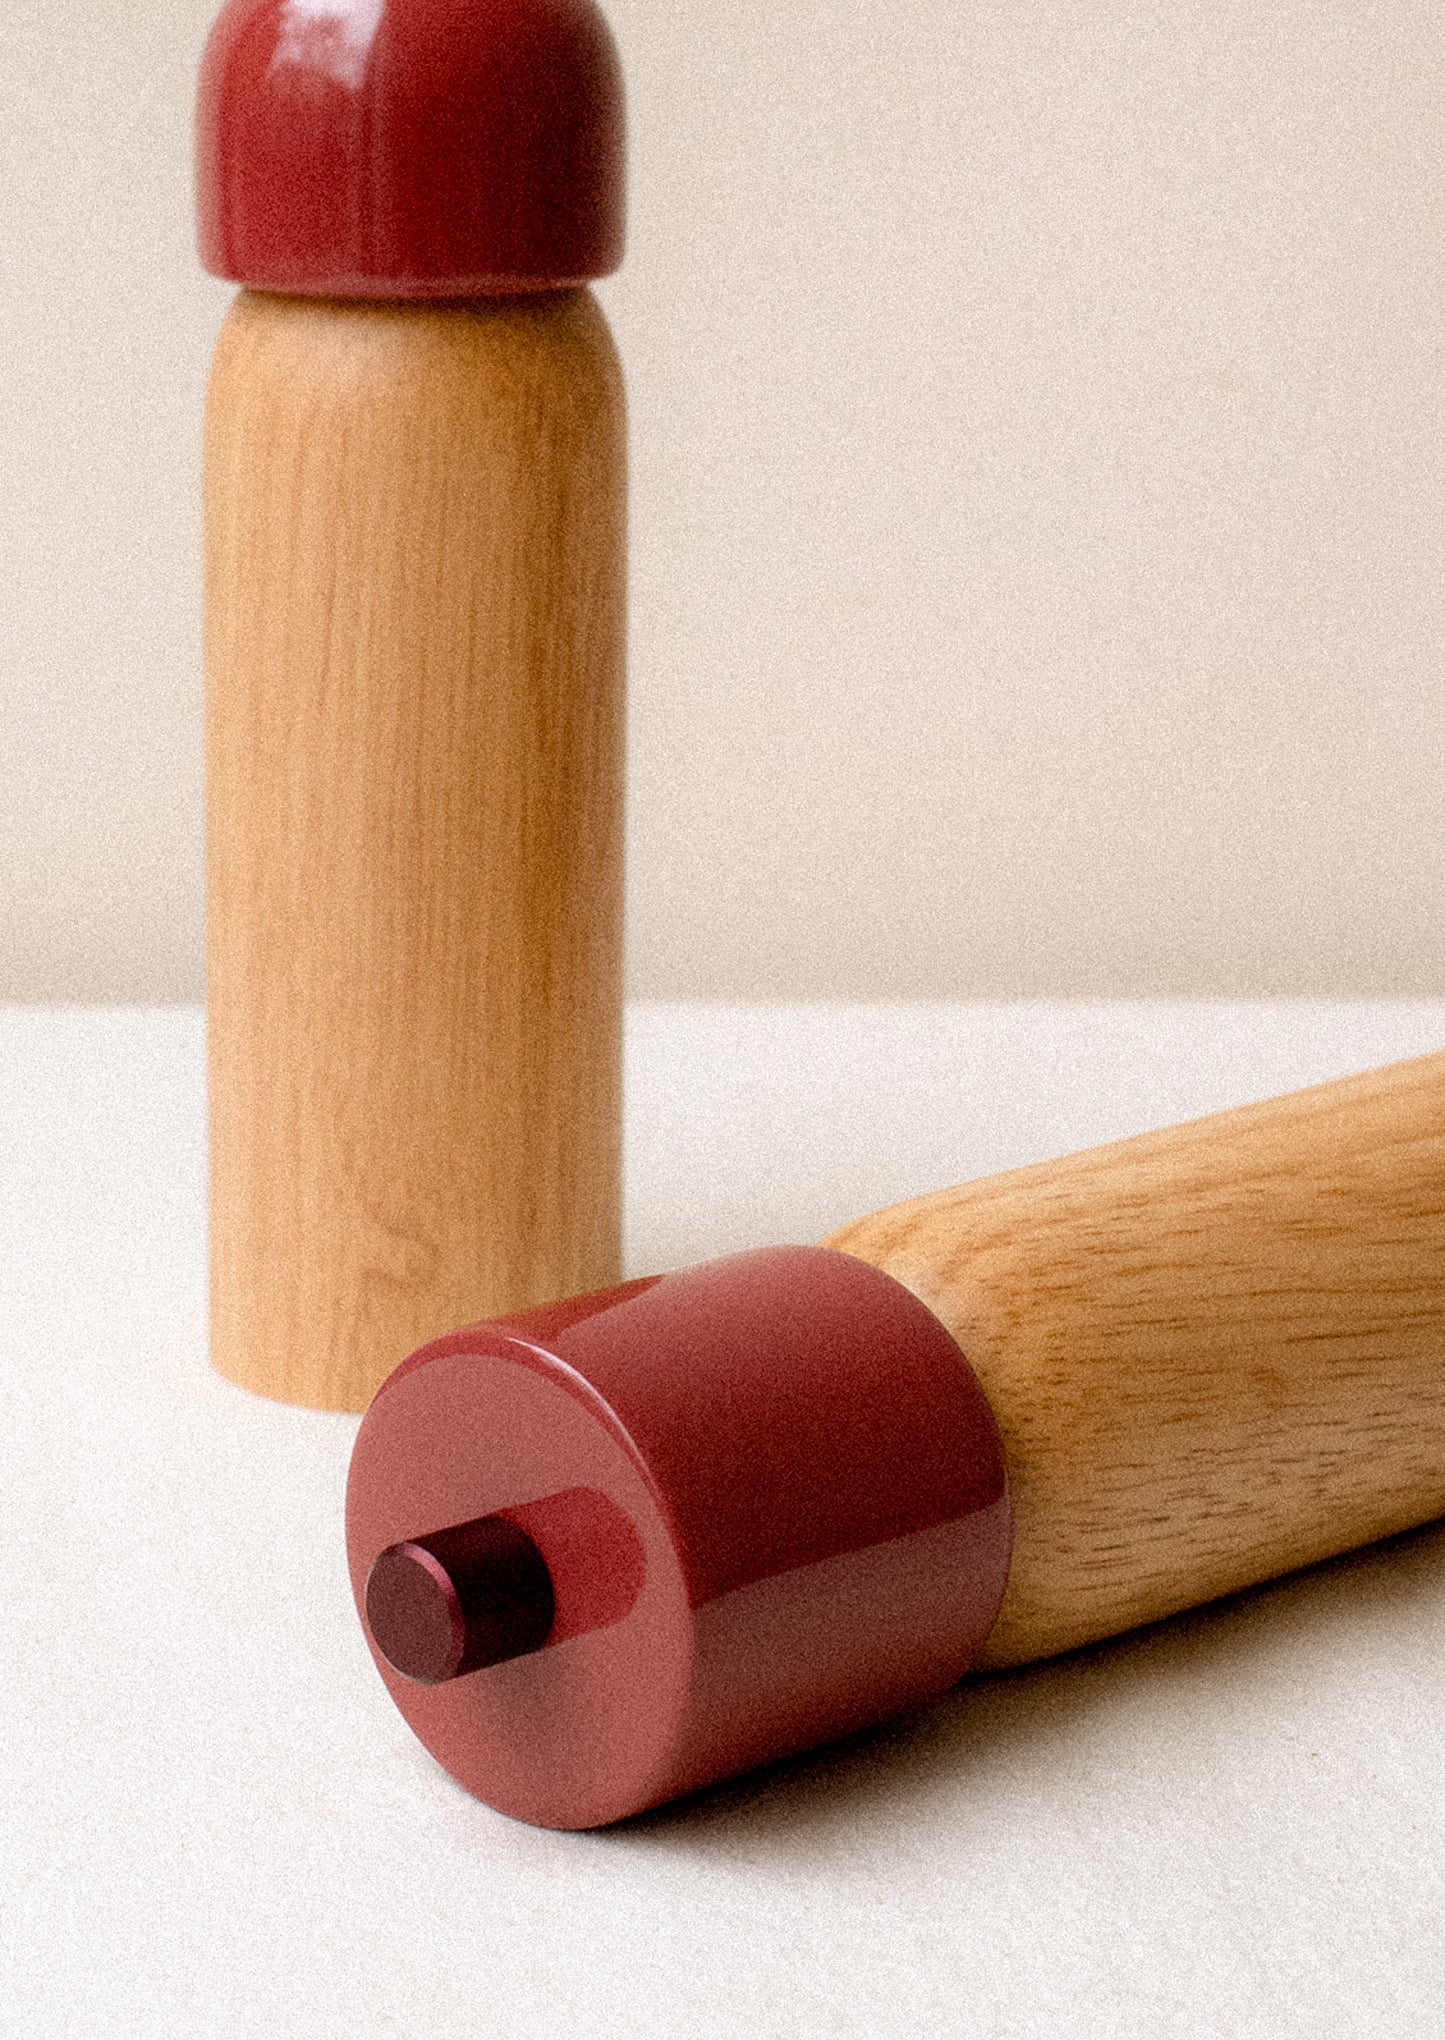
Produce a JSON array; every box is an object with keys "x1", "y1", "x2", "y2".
[
  {"x1": 829, "y1": 1049, "x2": 1445, "y2": 1667},
  {"x1": 205, "y1": 288, "x2": 625, "y2": 1412}
]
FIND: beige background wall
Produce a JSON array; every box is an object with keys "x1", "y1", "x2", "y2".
[{"x1": 1, "y1": 1, "x2": 1441, "y2": 1001}]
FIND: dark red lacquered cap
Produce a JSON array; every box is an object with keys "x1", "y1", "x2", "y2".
[
  {"x1": 345, "y1": 1246, "x2": 1013, "y2": 1829},
  {"x1": 197, "y1": 0, "x2": 625, "y2": 297}
]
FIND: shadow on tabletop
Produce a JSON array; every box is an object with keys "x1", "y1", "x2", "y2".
[{"x1": 596, "y1": 1513, "x2": 1445, "y2": 1861}]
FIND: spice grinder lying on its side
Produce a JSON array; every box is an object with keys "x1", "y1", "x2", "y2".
[{"x1": 346, "y1": 1049, "x2": 1445, "y2": 1830}]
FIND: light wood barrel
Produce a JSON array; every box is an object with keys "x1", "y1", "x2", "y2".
[
  {"x1": 827, "y1": 1050, "x2": 1445, "y2": 1666},
  {"x1": 205, "y1": 288, "x2": 625, "y2": 1412}
]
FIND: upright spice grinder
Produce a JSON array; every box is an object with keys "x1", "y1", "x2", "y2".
[{"x1": 197, "y1": 0, "x2": 627, "y2": 1411}]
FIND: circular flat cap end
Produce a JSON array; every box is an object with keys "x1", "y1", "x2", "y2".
[
  {"x1": 348, "y1": 1248, "x2": 1012, "y2": 1828},
  {"x1": 197, "y1": 0, "x2": 625, "y2": 296}
]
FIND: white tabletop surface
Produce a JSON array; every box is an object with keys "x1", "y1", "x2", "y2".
[{"x1": 5, "y1": 1000, "x2": 1445, "y2": 2038}]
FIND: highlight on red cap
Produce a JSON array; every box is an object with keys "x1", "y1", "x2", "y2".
[{"x1": 196, "y1": 0, "x2": 625, "y2": 297}]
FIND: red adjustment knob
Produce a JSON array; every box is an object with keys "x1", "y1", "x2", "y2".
[
  {"x1": 365, "y1": 1517, "x2": 555, "y2": 1684},
  {"x1": 346, "y1": 1247, "x2": 1012, "y2": 1830},
  {"x1": 196, "y1": 0, "x2": 625, "y2": 296}
]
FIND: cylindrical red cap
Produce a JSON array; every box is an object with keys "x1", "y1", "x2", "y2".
[
  {"x1": 345, "y1": 1246, "x2": 1012, "y2": 1829},
  {"x1": 197, "y1": 0, "x2": 625, "y2": 297}
]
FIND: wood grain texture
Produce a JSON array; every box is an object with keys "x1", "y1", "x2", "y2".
[
  {"x1": 205, "y1": 288, "x2": 625, "y2": 1412},
  {"x1": 826, "y1": 1049, "x2": 1445, "y2": 1667}
]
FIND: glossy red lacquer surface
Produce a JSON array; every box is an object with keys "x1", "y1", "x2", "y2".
[
  {"x1": 345, "y1": 1246, "x2": 1013, "y2": 1829},
  {"x1": 197, "y1": 0, "x2": 625, "y2": 296}
]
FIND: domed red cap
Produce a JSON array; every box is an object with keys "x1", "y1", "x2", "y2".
[{"x1": 197, "y1": 0, "x2": 625, "y2": 297}]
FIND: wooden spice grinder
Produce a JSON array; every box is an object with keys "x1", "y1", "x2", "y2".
[
  {"x1": 197, "y1": 0, "x2": 627, "y2": 1411},
  {"x1": 347, "y1": 1048, "x2": 1445, "y2": 1827}
]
